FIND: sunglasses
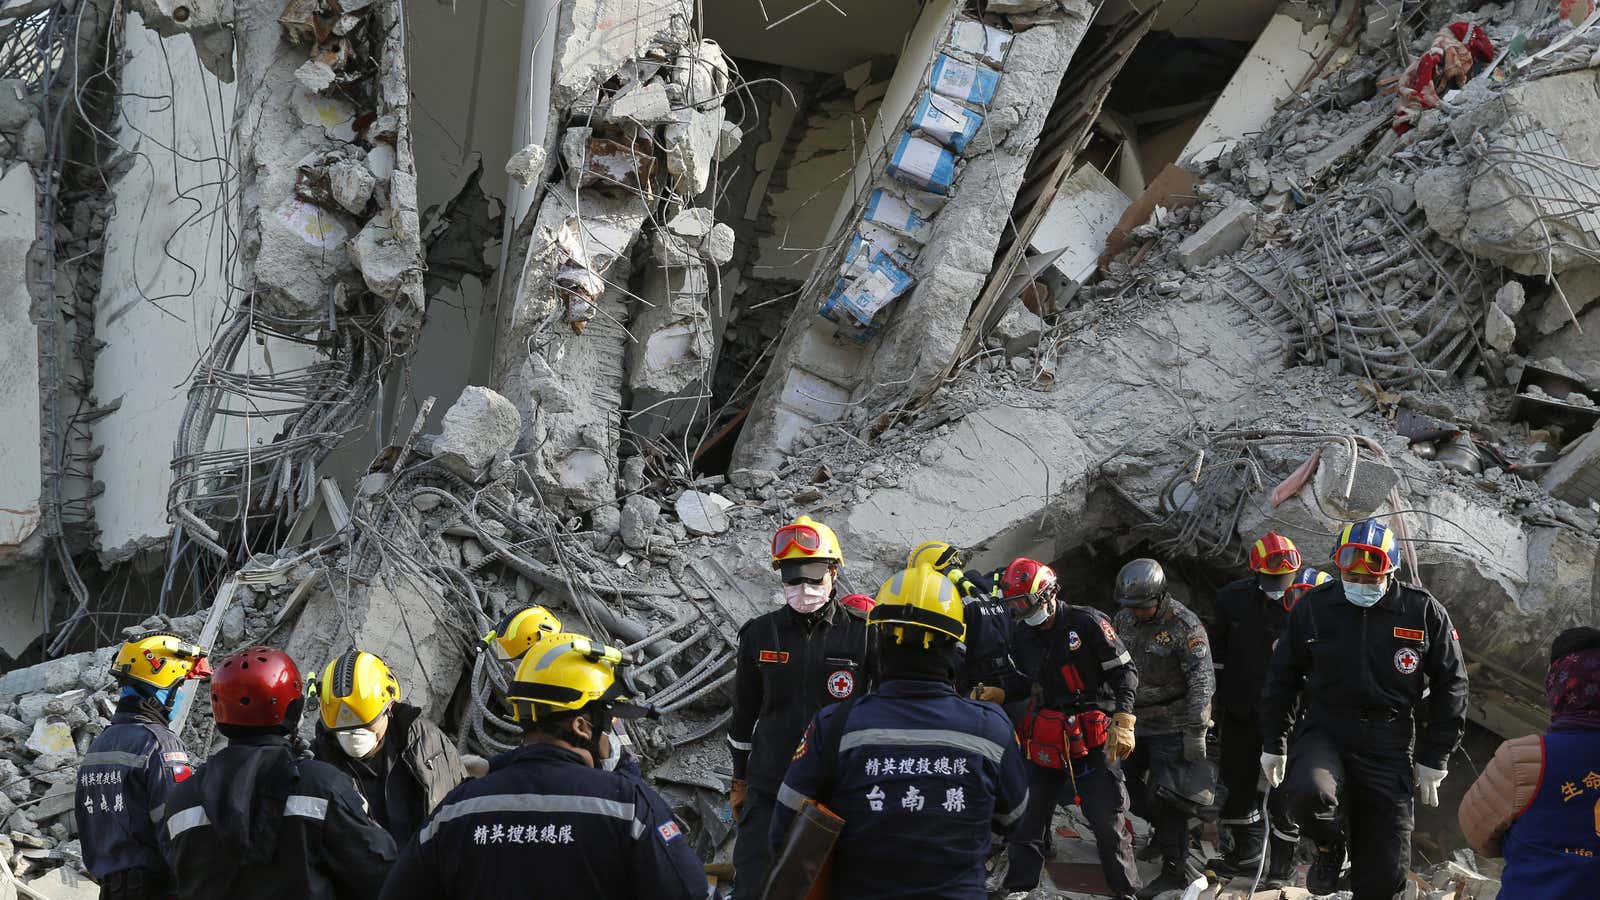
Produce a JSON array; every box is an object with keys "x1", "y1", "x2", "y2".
[
  {"x1": 772, "y1": 524, "x2": 822, "y2": 557},
  {"x1": 1333, "y1": 543, "x2": 1394, "y2": 575},
  {"x1": 781, "y1": 575, "x2": 827, "y2": 587}
]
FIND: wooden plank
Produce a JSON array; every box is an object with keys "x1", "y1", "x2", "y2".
[{"x1": 169, "y1": 575, "x2": 240, "y2": 737}]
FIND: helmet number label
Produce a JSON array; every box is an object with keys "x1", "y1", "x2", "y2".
[
  {"x1": 827, "y1": 670, "x2": 855, "y2": 698},
  {"x1": 1394, "y1": 647, "x2": 1420, "y2": 675}
]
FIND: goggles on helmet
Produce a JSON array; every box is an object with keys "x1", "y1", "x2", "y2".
[
  {"x1": 1333, "y1": 543, "x2": 1395, "y2": 576},
  {"x1": 1282, "y1": 583, "x2": 1312, "y2": 610},
  {"x1": 1257, "y1": 549, "x2": 1300, "y2": 575},
  {"x1": 772, "y1": 523, "x2": 823, "y2": 557},
  {"x1": 1005, "y1": 584, "x2": 1057, "y2": 620}
]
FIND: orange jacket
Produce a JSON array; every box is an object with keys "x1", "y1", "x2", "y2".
[{"x1": 1457, "y1": 734, "x2": 1545, "y2": 857}]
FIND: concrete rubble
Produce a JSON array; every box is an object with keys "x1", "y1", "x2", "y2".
[{"x1": 6, "y1": 0, "x2": 1600, "y2": 893}]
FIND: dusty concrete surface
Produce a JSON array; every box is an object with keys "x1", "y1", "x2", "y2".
[{"x1": 0, "y1": 163, "x2": 40, "y2": 555}]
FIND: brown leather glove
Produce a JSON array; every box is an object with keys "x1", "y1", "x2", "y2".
[
  {"x1": 969, "y1": 685, "x2": 1006, "y2": 704},
  {"x1": 730, "y1": 777, "x2": 748, "y2": 822},
  {"x1": 1108, "y1": 712, "x2": 1137, "y2": 762}
]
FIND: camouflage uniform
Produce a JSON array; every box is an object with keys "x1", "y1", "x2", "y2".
[
  {"x1": 1114, "y1": 597, "x2": 1214, "y2": 736},
  {"x1": 1114, "y1": 596, "x2": 1217, "y2": 888}
]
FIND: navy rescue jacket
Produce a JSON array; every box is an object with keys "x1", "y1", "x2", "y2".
[
  {"x1": 1210, "y1": 577, "x2": 1293, "y2": 715},
  {"x1": 1260, "y1": 579, "x2": 1468, "y2": 770},
  {"x1": 770, "y1": 679, "x2": 1030, "y2": 900},
  {"x1": 378, "y1": 743, "x2": 712, "y2": 900},
  {"x1": 163, "y1": 734, "x2": 397, "y2": 900},
  {"x1": 729, "y1": 600, "x2": 873, "y2": 792},
  {"x1": 74, "y1": 700, "x2": 191, "y2": 881},
  {"x1": 1011, "y1": 605, "x2": 1137, "y2": 714}
]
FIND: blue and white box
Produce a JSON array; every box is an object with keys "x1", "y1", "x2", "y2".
[
  {"x1": 910, "y1": 91, "x2": 983, "y2": 152},
  {"x1": 863, "y1": 187, "x2": 936, "y2": 242},
  {"x1": 831, "y1": 250, "x2": 915, "y2": 327},
  {"x1": 887, "y1": 133, "x2": 956, "y2": 194},
  {"x1": 930, "y1": 54, "x2": 999, "y2": 106}
]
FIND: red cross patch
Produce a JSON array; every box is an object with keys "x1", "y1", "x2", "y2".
[
  {"x1": 1394, "y1": 647, "x2": 1420, "y2": 675},
  {"x1": 827, "y1": 670, "x2": 855, "y2": 699}
]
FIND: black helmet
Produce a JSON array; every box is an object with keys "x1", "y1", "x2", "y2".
[{"x1": 1115, "y1": 558, "x2": 1167, "y2": 608}]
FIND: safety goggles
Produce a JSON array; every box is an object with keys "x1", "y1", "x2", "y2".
[
  {"x1": 1257, "y1": 549, "x2": 1301, "y2": 575},
  {"x1": 781, "y1": 575, "x2": 827, "y2": 587},
  {"x1": 772, "y1": 523, "x2": 822, "y2": 557},
  {"x1": 1282, "y1": 584, "x2": 1313, "y2": 611},
  {"x1": 1004, "y1": 585, "x2": 1056, "y2": 620},
  {"x1": 1333, "y1": 543, "x2": 1394, "y2": 575}
]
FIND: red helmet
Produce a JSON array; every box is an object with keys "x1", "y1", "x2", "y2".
[
  {"x1": 1248, "y1": 532, "x2": 1301, "y2": 575},
  {"x1": 211, "y1": 647, "x2": 305, "y2": 728},
  {"x1": 838, "y1": 593, "x2": 876, "y2": 615},
  {"x1": 1000, "y1": 558, "x2": 1058, "y2": 618}
]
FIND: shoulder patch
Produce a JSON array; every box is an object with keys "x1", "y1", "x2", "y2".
[
  {"x1": 1099, "y1": 618, "x2": 1118, "y2": 644},
  {"x1": 759, "y1": 650, "x2": 790, "y2": 664},
  {"x1": 1187, "y1": 636, "x2": 1208, "y2": 657},
  {"x1": 162, "y1": 751, "x2": 190, "y2": 764},
  {"x1": 1451, "y1": 627, "x2": 1459, "y2": 641},
  {"x1": 657, "y1": 820, "x2": 682, "y2": 843},
  {"x1": 1393, "y1": 627, "x2": 1425, "y2": 642}
]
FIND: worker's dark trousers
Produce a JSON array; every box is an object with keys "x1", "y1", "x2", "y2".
[
  {"x1": 1284, "y1": 715, "x2": 1414, "y2": 900},
  {"x1": 732, "y1": 787, "x2": 777, "y2": 900},
  {"x1": 1004, "y1": 749, "x2": 1141, "y2": 897},
  {"x1": 1218, "y1": 707, "x2": 1298, "y2": 852},
  {"x1": 1122, "y1": 732, "x2": 1192, "y2": 864}
]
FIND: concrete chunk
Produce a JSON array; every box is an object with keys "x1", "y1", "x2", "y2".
[
  {"x1": 431, "y1": 386, "x2": 522, "y2": 479},
  {"x1": 992, "y1": 303, "x2": 1044, "y2": 356},
  {"x1": 25, "y1": 717, "x2": 74, "y2": 756},
  {"x1": 1177, "y1": 198, "x2": 1258, "y2": 269},
  {"x1": 1542, "y1": 425, "x2": 1600, "y2": 508},
  {"x1": 620, "y1": 495, "x2": 659, "y2": 550},
  {"x1": 606, "y1": 79, "x2": 672, "y2": 126},
  {"x1": 505, "y1": 143, "x2": 548, "y2": 188},
  {"x1": 675, "y1": 490, "x2": 733, "y2": 536}
]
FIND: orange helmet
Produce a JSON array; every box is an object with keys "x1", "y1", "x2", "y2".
[
  {"x1": 1248, "y1": 532, "x2": 1301, "y2": 575},
  {"x1": 1000, "y1": 558, "x2": 1058, "y2": 620}
]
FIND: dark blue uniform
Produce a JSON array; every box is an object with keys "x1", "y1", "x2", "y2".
[
  {"x1": 728, "y1": 601, "x2": 871, "y2": 900},
  {"x1": 949, "y1": 568, "x2": 1026, "y2": 700},
  {"x1": 1005, "y1": 605, "x2": 1141, "y2": 897},
  {"x1": 379, "y1": 744, "x2": 711, "y2": 900},
  {"x1": 164, "y1": 735, "x2": 396, "y2": 900},
  {"x1": 1262, "y1": 580, "x2": 1467, "y2": 900},
  {"x1": 769, "y1": 679, "x2": 1029, "y2": 900},
  {"x1": 75, "y1": 702, "x2": 190, "y2": 897}
]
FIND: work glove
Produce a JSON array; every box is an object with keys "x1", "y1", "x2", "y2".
[
  {"x1": 1415, "y1": 763, "x2": 1447, "y2": 807},
  {"x1": 1182, "y1": 728, "x2": 1207, "y2": 762},
  {"x1": 729, "y1": 777, "x2": 748, "y2": 822},
  {"x1": 461, "y1": 754, "x2": 490, "y2": 779},
  {"x1": 1108, "y1": 712, "x2": 1137, "y2": 762},
  {"x1": 970, "y1": 685, "x2": 1006, "y2": 704},
  {"x1": 1260, "y1": 752, "x2": 1287, "y2": 788}
]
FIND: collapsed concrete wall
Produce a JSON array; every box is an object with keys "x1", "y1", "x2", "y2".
[{"x1": 0, "y1": 162, "x2": 40, "y2": 558}]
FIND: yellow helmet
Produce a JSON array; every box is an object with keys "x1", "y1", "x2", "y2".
[
  {"x1": 316, "y1": 649, "x2": 401, "y2": 730},
  {"x1": 907, "y1": 540, "x2": 962, "y2": 572},
  {"x1": 869, "y1": 565, "x2": 966, "y2": 646},
  {"x1": 771, "y1": 516, "x2": 844, "y2": 568},
  {"x1": 111, "y1": 633, "x2": 210, "y2": 691},
  {"x1": 483, "y1": 606, "x2": 564, "y2": 661},
  {"x1": 505, "y1": 634, "x2": 652, "y2": 723}
]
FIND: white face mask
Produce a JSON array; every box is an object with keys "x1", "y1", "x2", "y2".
[
  {"x1": 1022, "y1": 598, "x2": 1052, "y2": 627},
  {"x1": 1342, "y1": 578, "x2": 1386, "y2": 608},
  {"x1": 600, "y1": 730, "x2": 622, "y2": 771},
  {"x1": 784, "y1": 582, "x2": 830, "y2": 614},
  {"x1": 1263, "y1": 589, "x2": 1286, "y2": 601},
  {"x1": 336, "y1": 727, "x2": 381, "y2": 759}
]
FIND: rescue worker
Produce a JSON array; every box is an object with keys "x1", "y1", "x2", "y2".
[
  {"x1": 1207, "y1": 535, "x2": 1322, "y2": 886},
  {"x1": 76, "y1": 634, "x2": 209, "y2": 900},
  {"x1": 481, "y1": 606, "x2": 644, "y2": 778},
  {"x1": 1260, "y1": 518, "x2": 1468, "y2": 899},
  {"x1": 1112, "y1": 558, "x2": 1215, "y2": 898},
  {"x1": 769, "y1": 564, "x2": 1029, "y2": 898},
  {"x1": 377, "y1": 634, "x2": 711, "y2": 900},
  {"x1": 310, "y1": 649, "x2": 468, "y2": 845},
  {"x1": 163, "y1": 647, "x2": 397, "y2": 899},
  {"x1": 908, "y1": 540, "x2": 1020, "y2": 703},
  {"x1": 1003, "y1": 557, "x2": 1143, "y2": 900},
  {"x1": 728, "y1": 516, "x2": 871, "y2": 899}
]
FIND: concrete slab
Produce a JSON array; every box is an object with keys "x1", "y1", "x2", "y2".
[
  {"x1": 1031, "y1": 163, "x2": 1132, "y2": 289},
  {"x1": 0, "y1": 163, "x2": 39, "y2": 553},
  {"x1": 1178, "y1": 198, "x2": 1258, "y2": 269},
  {"x1": 1180, "y1": 15, "x2": 1331, "y2": 163}
]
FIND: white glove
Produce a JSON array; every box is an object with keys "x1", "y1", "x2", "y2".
[
  {"x1": 1415, "y1": 763, "x2": 1447, "y2": 807},
  {"x1": 1261, "y1": 752, "x2": 1287, "y2": 788}
]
